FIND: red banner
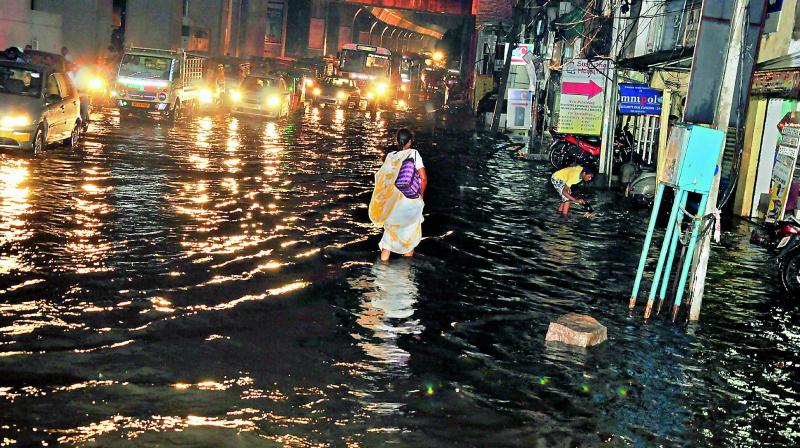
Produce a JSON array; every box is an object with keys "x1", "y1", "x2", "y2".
[{"x1": 344, "y1": 0, "x2": 471, "y2": 15}]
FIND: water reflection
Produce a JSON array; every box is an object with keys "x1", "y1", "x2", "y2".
[
  {"x1": 0, "y1": 158, "x2": 30, "y2": 274},
  {"x1": 351, "y1": 260, "x2": 422, "y2": 370},
  {"x1": 0, "y1": 109, "x2": 798, "y2": 447}
]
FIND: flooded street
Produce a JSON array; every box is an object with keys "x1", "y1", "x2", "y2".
[{"x1": 1, "y1": 107, "x2": 799, "y2": 446}]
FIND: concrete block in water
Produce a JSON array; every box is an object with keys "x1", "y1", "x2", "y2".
[{"x1": 545, "y1": 313, "x2": 607, "y2": 347}]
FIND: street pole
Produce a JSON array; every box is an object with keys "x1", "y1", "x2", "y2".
[
  {"x1": 491, "y1": 1, "x2": 523, "y2": 134},
  {"x1": 687, "y1": 0, "x2": 750, "y2": 321},
  {"x1": 599, "y1": 1, "x2": 625, "y2": 187}
]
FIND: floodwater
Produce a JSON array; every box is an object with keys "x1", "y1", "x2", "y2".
[{"x1": 0, "y1": 107, "x2": 798, "y2": 447}]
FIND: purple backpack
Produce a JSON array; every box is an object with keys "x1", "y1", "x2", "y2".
[{"x1": 394, "y1": 151, "x2": 421, "y2": 199}]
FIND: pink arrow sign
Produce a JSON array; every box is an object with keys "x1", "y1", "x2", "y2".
[{"x1": 562, "y1": 80, "x2": 603, "y2": 99}]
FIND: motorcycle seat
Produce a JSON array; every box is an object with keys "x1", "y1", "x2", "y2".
[{"x1": 582, "y1": 136, "x2": 601, "y2": 145}]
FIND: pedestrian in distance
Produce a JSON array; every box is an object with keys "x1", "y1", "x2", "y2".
[
  {"x1": 551, "y1": 165, "x2": 595, "y2": 217},
  {"x1": 369, "y1": 128, "x2": 428, "y2": 262}
]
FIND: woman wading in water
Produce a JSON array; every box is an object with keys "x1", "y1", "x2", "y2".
[{"x1": 369, "y1": 129, "x2": 427, "y2": 262}]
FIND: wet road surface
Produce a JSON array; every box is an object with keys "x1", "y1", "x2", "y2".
[{"x1": 1, "y1": 107, "x2": 799, "y2": 446}]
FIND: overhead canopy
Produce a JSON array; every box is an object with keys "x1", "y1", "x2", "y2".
[
  {"x1": 616, "y1": 47, "x2": 694, "y2": 71},
  {"x1": 756, "y1": 52, "x2": 800, "y2": 72},
  {"x1": 369, "y1": 7, "x2": 446, "y2": 39},
  {"x1": 751, "y1": 52, "x2": 800, "y2": 99}
]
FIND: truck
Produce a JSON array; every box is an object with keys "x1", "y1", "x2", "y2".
[{"x1": 113, "y1": 47, "x2": 206, "y2": 119}]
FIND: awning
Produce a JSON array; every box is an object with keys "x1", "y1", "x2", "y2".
[
  {"x1": 756, "y1": 51, "x2": 800, "y2": 72},
  {"x1": 616, "y1": 47, "x2": 694, "y2": 71}
]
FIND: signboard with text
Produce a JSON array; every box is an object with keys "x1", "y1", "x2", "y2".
[
  {"x1": 556, "y1": 59, "x2": 608, "y2": 135},
  {"x1": 506, "y1": 89, "x2": 532, "y2": 130},
  {"x1": 618, "y1": 84, "x2": 663, "y2": 115},
  {"x1": 502, "y1": 43, "x2": 537, "y2": 66},
  {"x1": 767, "y1": 123, "x2": 800, "y2": 223}
]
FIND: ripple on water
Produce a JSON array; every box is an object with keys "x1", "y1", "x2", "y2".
[{"x1": 0, "y1": 108, "x2": 798, "y2": 446}]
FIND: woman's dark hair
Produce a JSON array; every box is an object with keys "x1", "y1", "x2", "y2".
[{"x1": 397, "y1": 128, "x2": 414, "y2": 149}]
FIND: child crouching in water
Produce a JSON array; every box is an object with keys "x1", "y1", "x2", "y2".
[{"x1": 551, "y1": 165, "x2": 595, "y2": 217}]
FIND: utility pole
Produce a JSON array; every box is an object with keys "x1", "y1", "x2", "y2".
[
  {"x1": 599, "y1": 0, "x2": 625, "y2": 187},
  {"x1": 687, "y1": 0, "x2": 750, "y2": 321},
  {"x1": 491, "y1": 1, "x2": 523, "y2": 134}
]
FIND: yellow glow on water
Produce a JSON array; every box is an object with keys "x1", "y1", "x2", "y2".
[{"x1": 0, "y1": 161, "x2": 31, "y2": 271}]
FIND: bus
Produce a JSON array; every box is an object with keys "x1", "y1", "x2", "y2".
[{"x1": 338, "y1": 44, "x2": 392, "y2": 108}]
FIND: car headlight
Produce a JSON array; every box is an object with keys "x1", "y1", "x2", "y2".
[
  {"x1": 304, "y1": 79, "x2": 314, "y2": 87},
  {"x1": 313, "y1": 87, "x2": 321, "y2": 96},
  {"x1": 230, "y1": 90, "x2": 241, "y2": 102},
  {"x1": 199, "y1": 89, "x2": 213, "y2": 104},
  {"x1": 0, "y1": 115, "x2": 31, "y2": 128},
  {"x1": 158, "y1": 92, "x2": 167, "y2": 101},
  {"x1": 376, "y1": 83, "x2": 388, "y2": 95},
  {"x1": 267, "y1": 95, "x2": 280, "y2": 106},
  {"x1": 87, "y1": 77, "x2": 104, "y2": 91},
  {"x1": 119, "y1": 89, "x2": 128, "y2": 98},
  {"x1": 336, "y1": 91, "x2": 346, "y2": 100}
]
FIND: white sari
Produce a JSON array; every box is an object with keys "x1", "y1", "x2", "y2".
[{"x1": 369, "y1": 149, "x2": 425, "y2": 254}]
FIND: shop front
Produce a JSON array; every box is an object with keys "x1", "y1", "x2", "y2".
[{"x1": 734, "y1": 52, "x2": 800, "y2": 219}]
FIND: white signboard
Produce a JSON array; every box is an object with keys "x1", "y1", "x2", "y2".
[
  {"x1": 767, "y1": 124, "x2": 800, "y2": 222},
  {"x1": 502, "y1": 43, "x2": 536, "y2": 66},
  {"x1": 556, "y1": 59, "x2": 608, "y2": 135},
  {"x1": 506, "y1": 89, "x2": 532, "y2": 130}
]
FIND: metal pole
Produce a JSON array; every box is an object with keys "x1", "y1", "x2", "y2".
[
  {"x1": 630, "y1": 182, "x2": 666, "y2": 309},
  {"x1": 389, "y1": 28, "x2": 398, "y2": 51},
  {"x1": 352, "y1": 8, "x2": 363, "y2": 43},
  {"x1": 645, "y1": 189, "x2": 687, "y2": 319},
  {"x1": 687, "y1": 0, "x2": 750, "y2": 321},
  {"x1": 380, "y1": 25, "x2": 390, "y2": 47},
  {"x1": 676, "y1": 194, "x2": 710, "y2": 321},
  {"x1": 599, "y1": 4, "x2": 624, "y2": 186},
  {"x1": 369, "y1": 21, "x2": 379, "y2": 45}
]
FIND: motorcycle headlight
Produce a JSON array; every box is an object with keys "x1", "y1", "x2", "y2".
[
  {"x1": 398, "y1": 99, "x2": 407, "y2": 109},
  {"x1": 199, "y1": 89, "x2": 213, "y2": 104},
  {"x1": 0, "y1": 115, "x2": 31, "y2": 128},
  {"x1": 230, "y1": 90, "x2": 241, "y2": 102},
  {"x1": 267, "y1": 95, "x2": 280, "y2": 106},
  {"x1": 313, "y1": 87, "x2": 321, "y2": 96},
  {"x1": 366, "y1": 92, "x2": 374, "y2": 100},
  {"x1": 400, "y1": 84, "x2": 407, "y2": 92},
  {"x1": 336, "y1": 91, "x2": 346, "y2": 100}
]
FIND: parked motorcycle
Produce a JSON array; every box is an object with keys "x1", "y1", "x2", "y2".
[
  {"x1": 548, "y1": 123, "x2": 636, "y2": 172},
  {"x1": 774, "y1": 217, "x2": 800, "y2": 295}
]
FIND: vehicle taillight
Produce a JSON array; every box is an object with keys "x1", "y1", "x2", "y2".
[{"x1": 781, "y1": 224, "x2": 799, "y2": 235}]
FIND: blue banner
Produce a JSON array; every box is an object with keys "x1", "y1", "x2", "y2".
[{"x1": 618, "y1": 84, "x2": 663, "y2": 115}]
